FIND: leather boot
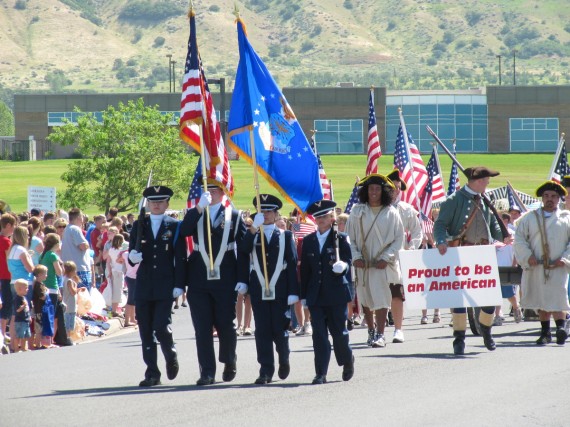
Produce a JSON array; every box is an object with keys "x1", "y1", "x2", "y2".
[
  {"x1": 479, "y1": 324, "x2": 496, "y2": 351},
  {"x1": 453, "y1": 330, "x2": 465, "y2": 355}
]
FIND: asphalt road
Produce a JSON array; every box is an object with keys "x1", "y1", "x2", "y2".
[{"x1": 1, "y1": 305, "x2": 568, "y2": 427}]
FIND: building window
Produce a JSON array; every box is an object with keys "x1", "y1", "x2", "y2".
[
  {"x1": 509, "y1": 118, "x2": 559, "y2": 152},
  {"x1": 385, "y1": 95, "x2": 488, "y2": 153},
  {"x1": 313, "y1": 119, "x2": 363, "y2": 154}
]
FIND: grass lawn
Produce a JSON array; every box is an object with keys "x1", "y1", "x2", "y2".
[{"x1": 0, "y1": 153, "x2": 555, "y2": 216}]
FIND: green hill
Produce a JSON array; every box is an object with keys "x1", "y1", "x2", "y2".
[{"x1": 1, "y1": 0, "x2": 570, "y2": 106}]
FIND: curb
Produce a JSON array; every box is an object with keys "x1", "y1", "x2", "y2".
[{"x1": 78, "y1": 317, "x2": 138, "y2": 345}]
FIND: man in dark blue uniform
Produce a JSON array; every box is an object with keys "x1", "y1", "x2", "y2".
[
  {"x1": 239, "y1": 194, "x2": 299, "y2": 384},
  {"x1": 300, "y1": 200, "x2": 354, "y2": 385},
  {"x1": 180, "y1": 182, "x2": 247, "y2": 386},
  {"x1": 128, "y1": 185, "x2": 187, "y2": 387}
]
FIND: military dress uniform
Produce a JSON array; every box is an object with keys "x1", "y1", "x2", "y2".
[
  {"x1": 180, "y1": 190, "x2": 248, "y2": 385},
  {"x1": 240, "y1": 194, "x2": 299, "y2": 384},
  {"x1": 128, "y1": 186, "x2": 187, "y2": 386},
  {"x1": 433, "y1": 167, "x2": 504, "y2": 355},
  {"x1": 300, "y1": 200, "x2": 354, "y2": 384}
]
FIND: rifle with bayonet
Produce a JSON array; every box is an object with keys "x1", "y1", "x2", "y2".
[{"x1": 135, "y1": 170, "x2": 153, "y2": 252}]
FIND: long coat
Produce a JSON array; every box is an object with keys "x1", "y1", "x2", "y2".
[{"x1": 514, "y1": 208, "x2": 570, "y2": 311}]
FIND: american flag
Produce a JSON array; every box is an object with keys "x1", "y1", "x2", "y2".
[
  {"x1": 187, "y1": 159, "x2": 203, "y2": 209},
  {"x1": 292, "y1": 216, "x2": 317, "y2": 240},
  {"x1": 549, "y1": 139, "x2": 569, "y2": 183},
  {"x1": 420, "y1": 211, "x2": 434, "y2": 236},
  {"x1": 506, "y1": 184, "x2": 518, "y2": 211},
  {"x1": 419, "y1": 147, "x2": 446, "y2": 219},
  {"x1": 344, "y1": 183, "x2": 360, "y2": 214},
  {"x1": 366, "y1": 89, "x2": 382, "y2": 175},
  {"x1": 393, "y1": 121, "x2": 428, "y2": 210},
  {"x1": 447, "y1": 144, "x2": 460, "y2": 196},
  {"x1": 309, "y1": 133, "x2": 331, "y2": 200},
  {"x1": 179, "y1": 10, "x2": 233, "y2": 197}
]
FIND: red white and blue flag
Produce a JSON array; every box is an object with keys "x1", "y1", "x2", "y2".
[
  {"x1": 419, "y1": 147, "x2": 445, "y2": 235},
  {"x1": 180, "y1": 10, "x2": 233, "y2": 197},
  {"x1": 549, "y1": 138, "x2": 569, "y2": 184},
  {"x1": 366, "y1": 89, "x2": 382, "y2": 175},
  {"x1": 309, "y1": 134, "x2": 331, "y2": 200},
  {"x1": 447, "y1": 144, "x2": 460, "y2": 196}
]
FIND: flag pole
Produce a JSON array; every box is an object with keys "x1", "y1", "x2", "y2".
[
  {"x1": 198, "y1": 124, "x2": 216, "y2": 276},
  {"x1": 248, "y1": 126, "x2": 272, "y2": 297},
  {"x1": 547, "y1": 133, "x2": 566, "y2": 180},
  {"x1": 398, "y1": 108, "x2": 422, "y2": 209}
]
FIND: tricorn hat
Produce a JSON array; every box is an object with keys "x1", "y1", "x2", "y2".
[
  {"x1": 357, "y1": 173, "x2": 395, "y2": 189},
  {"x1": 386, "y1": 169, "x2": 407, "y2": 191},
  {"x1": 143, "y1": 185, "x2": 174, "y2": 201},
  {"x1": 306, "y1": 200, "x2": 337, "y2": 218},
  {"x1": 535, "y1": 181, "x2": 567, "y2": 197},
  {"x1": 464, "y1": 166, "x2": 500, "y2": 180},
  {"x1": 562, "y1": 175, "x2": 570, "y2": 188},
  {"x1": 253, "y1": 194, "x2": 283, "y2": 211}
]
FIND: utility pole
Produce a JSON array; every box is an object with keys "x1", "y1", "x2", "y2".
[
  {"x1": 171, "y1": 60, "x2": 177, "y2": 92},
  {"x1": 513, "y1": 50, "x2": 517, "y2": 86},
  {"x1": 496, "y1": 55, "x2": 502, "y2": 85},
  {"x1": 166, "y1": 54, "x2": 173, "y2": 92}
]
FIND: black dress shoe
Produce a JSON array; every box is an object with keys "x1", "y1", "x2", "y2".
[
  {"x1": 222, "y1": 362, "x2": 237, "y2": 382},
  {"x1": 166, "y1": 357, "x2": 179, "y2": 380},
  {"x1": 278, "y1": 363, "x2": 290, "y2": 380},
  {"x1": 139, "y1": 377, "x2": 161, "y2": 387},
  {"x1": 311, "y1": 374, "x2": 327, "y2": 385},
  {"x1": 342, "y1": 356, "x2": 354, "y2": 382},
  {"x1": 254, "y1": 375, "x2": 272, "y2": 385},
  {"x1": 196, "y1": 376, "x2": 215, "y2": 386}
]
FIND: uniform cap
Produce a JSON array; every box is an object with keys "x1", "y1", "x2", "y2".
[
  {"x1": 143, "y1": 185, "x2": 174, "y2": 201},
  {"x1": 306, "y1": 200, "x2": 337, "y2": 218},
  {"x1": 253, "y1": 194, "x2": 283, "y2": 211}
]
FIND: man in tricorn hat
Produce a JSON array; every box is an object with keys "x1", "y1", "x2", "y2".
[
  {"x1": 385, "y1": 169, "x2": 422, "y2": 343},
  {"x1": 128, "y1": 185, "x2": 187, "y2": 387},
  {"x1": 179, "y1": 180, "x2": 247, "y2": 386},
  {"x1": 434, "y1": 166, "x2": 505, "y2": 355},
  {"x1": 239, "y1": 194, "x2": 299, "y2": 384},
  {"x1": 514, "y1": 181, "x2": 570, "y2": 345},
  {"x1": 301, "y1": 199, "x2": 354, "y2": 384},
  {"x1": 345, "y1": 174, "x2": 404, "y2": 349}
]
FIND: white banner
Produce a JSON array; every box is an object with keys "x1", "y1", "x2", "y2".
[
  {"x1": 28, "y1": 186, "x2": 56, "y2": 213},
  {"x1": 399, "y1": 245, "x2": 502, "y2": 309}
]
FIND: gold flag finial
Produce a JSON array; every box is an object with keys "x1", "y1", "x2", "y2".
[
  {"x1": 233, "y1": 3, "x2": 240, "y2": 20},
  {"x1": 188, "y1": 0, "x2": 195, "y2": 18}
]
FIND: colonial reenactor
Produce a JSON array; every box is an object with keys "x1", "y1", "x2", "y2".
[
  {"x1": 345, "y1": 174, "x2": 404, "y2": 349},
  {"x1": 179, "y1": 181, "x2": 247, "y2": 386},
  {"x1": 433, "y1": 166, "x2": 505, "y2": 355},
  {"x1": 239, "y1": 194, "x2": 299, "y2": 384},
  {"x1": 300, "y1": 200, "x2": 354, "y2": 384},
  {"x1": 514, "y1": 181, "x2": 570, "y2": 345},
  {"x1": 386, "y1": 169, "x2": 423, "y2": 343},
  {"x1": 128, "y1": 185, "x2": 187, "y2": 387}
]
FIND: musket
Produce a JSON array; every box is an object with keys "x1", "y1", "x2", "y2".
[
  {"x1": 425, "y1": 126, "x2": 510, "y2": 240},
  {"x1": 135, "y1": 170, "x2": 153, "y2": 252}
]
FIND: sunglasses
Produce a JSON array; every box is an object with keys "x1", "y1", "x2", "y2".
[{"x1": 57, "y1": 225, "x2": 66, "y2": 229}]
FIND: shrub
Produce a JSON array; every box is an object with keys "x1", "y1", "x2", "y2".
[
  {"x1": 153, "y1": 37, "x2": 165, "y2": 48},
  {"x1": 14, "y1": 0, "x2": 27, "y2": 10}
]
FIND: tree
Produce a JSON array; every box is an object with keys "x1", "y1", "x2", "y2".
[
  {"x1": 0, "y1": 101, "x2": 14, "y2": 136},
  {"x1": 47, "y1": 98, "x2": 196, "y2": 214}
]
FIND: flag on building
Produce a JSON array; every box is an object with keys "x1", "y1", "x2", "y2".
[
  {"x1": 393, "y1": 117, "x2": 428, "y2": 210},
  {"x1": 549, "y1": 139, "x2": 569, "y2": 183},
  {"x1": 344, "y1": 182, "x2": 360, "y2": 214},
  {"x1": 447, "y1": 144, "x2": 460, "y2": 196},
  {"x1": 309, "y1": 133, "x2": 331, "y2": 200},
  {"x1": 228, "y1": 18, "x2": 323, "y2": 213},
  {"x1": 366, "y1": 89, "x2": 381, "y2": 175},
  {"x1": 179, "y1": 9, "x2": 233, "y2": 197},
  {"x1": 420, "y1": 147, "x2": 446, "y2": 219}
]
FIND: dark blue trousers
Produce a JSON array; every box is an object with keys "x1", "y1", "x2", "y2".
[
  {"x1": 251, "y1": 298, "x2": 290, "y2": 377},
  {"x1": 136, "y1": 299, "x2": 176, "y2": 380},
  {"x1": 453, "y1": 306, "x2": 495, "y2": 314},
  {"x1": 309, "y1": 304, "x2": 352, "y2": 376},
  {"x1": 188, "y1": 288, "x2": 237, "y2": 378}
]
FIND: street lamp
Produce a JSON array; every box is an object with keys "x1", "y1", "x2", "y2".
[
  {"x1": 171, "y1": 60, "x2": 177, "y2": 92},
  {"x1": 496, "y1": 55, "x2": 502, "y2": 85},
  {"x1": 166, "y1": 54, "x2": 173, "y2": 92},
  {"x1": 513, "y1": 50, "x2": 517, "y2": 86}
]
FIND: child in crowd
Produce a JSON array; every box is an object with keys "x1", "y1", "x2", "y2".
[
  {"x1": 13, "y1": 279, "x2": 31, "y2": 352},
  {"x1": 32, "y1": 264, "x2": 49, "y2": 349},
  {"x1": 63, "y1": 261, "x2": 80, "y2": 340},
  {"x1": 107, "y1": 234, "x2": 125, "y2": 317},
  {"x1": 0, "y1": 295, "x2": 8, "y2": 354}
]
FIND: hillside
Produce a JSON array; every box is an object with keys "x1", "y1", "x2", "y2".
[{"x1": 1, "y1": 0, "x2": 570, "y2": 105}]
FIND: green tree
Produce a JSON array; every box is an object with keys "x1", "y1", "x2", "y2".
[
  {"x1": 47, "y1": 98, "x2": 195, "y2": 214},
  {"x1": 0, "y1": 101, "x2": 15, "y2": 136}
]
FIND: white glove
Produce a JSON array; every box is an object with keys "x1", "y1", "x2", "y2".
[
  {"x1": 252, "y1": 213, "x2": 264, "y2": 229},
  {"x1": 235, "y1": 282, "x2": 248, "y2": 295},
  {"x1": 287, "y1": 295, "x2": 299, "y2": 305},
  {"x1": 332, "y1": 260, "x2": 348, "y2": 274},
  {"x1": 128, "y1": 250, "x2": 143, "y2": 264},
  {"x1": 198, "y1": 191, "x2": 212, "y2": 209},
  {"x1": 172, "y1": 288, "x2": 184, "y2": 299}
]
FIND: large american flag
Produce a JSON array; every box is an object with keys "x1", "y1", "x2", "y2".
[
  {"x1": 447, "y1": 144, "x2": 460, "y2": 196},
  {"x1": 549, "y1": 138, "x2": 569, "y2": 183},
  {"x1": 179, "y1": 10, "x2": 233, "y2": 197},
  {"x1": 420, "y1": 147, "x2": 446, "y2": 218},
  {"x1": 393, "y1": 122, "x2": 428, "y2": 210},
  {"x1": 309, "y1": 134, "x2": 331, "y2": 200},
  {"x1": 366, "y1": 89, "x2": 381, "y2": 175}
]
